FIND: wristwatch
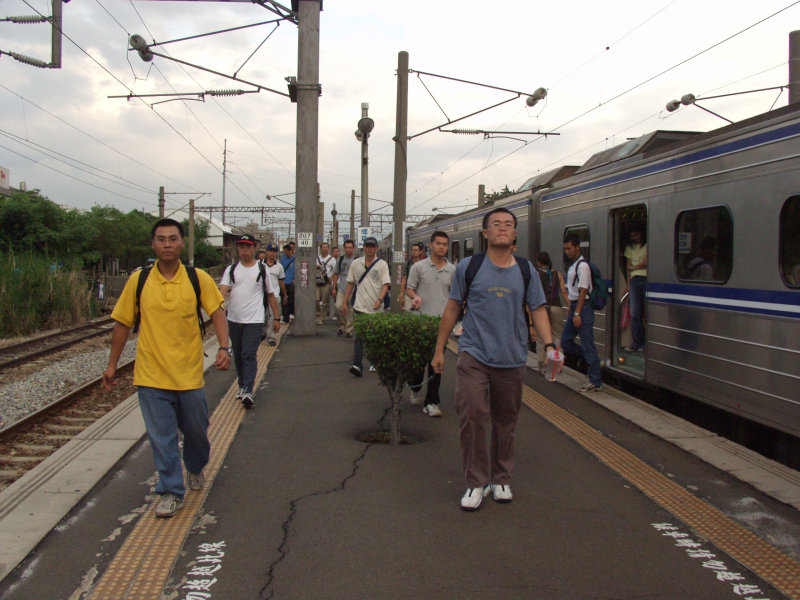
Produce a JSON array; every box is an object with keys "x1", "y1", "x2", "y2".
[
  {"x1": 218, "y1": 346, "x2": 232, "y2": 356},
  {"x1": 544, "y1": 343, "x2": 557, "y2": 351}
]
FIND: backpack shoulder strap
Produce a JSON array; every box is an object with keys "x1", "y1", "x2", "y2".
[
  {"x1": 133, "y1": 266, "x2": 153, "y2": 334},
  {"x1": 463, "y1": 252, "x2": 486, "y2": 303},
  {"x1": 572, "y1": 258, "x2": 586, "y2": 287},
  {"x1": 185, "y1": 266, "x2": 206, "y2": 337},
  {"x1": 514, "y1": 255, "x2": 531, "y2": 301},
  {"x1": 258, "y1": 262, "x2": 268, "y2": 308},
  {"x1": 229, "y1": 261, "x2": 239, "y2": 284}
]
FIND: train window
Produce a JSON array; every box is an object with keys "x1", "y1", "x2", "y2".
[
  {"x1": 780, "y1": 196, "x2": 800, "y2": 288},
  {"x1": 464, "y1": 238, "x2": 474, "y2": 258},
  {"x1": 452, "y1": 241, "x2": 461, "y2": 264},
  {"x1": 675, "y1": 206, "x2": 733, "y2": 283}
]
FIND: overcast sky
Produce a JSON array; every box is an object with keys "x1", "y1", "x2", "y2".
[{"x1": 1, "y1": 0, "x2": 798, "y2": 240}]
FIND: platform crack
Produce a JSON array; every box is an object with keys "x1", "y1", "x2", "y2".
[{"x1": 259, "y1": 442, "x2": 373, "y2": 599}]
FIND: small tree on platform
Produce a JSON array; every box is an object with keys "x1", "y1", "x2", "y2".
[{"x1": 352, "y1": 311, "x2": 440, "y2": 445}]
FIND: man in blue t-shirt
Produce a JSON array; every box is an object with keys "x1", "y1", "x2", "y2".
[
  {"x1": 432, "y1": 207, "x2": 559, "y2": 512},
  {"x1": 280, "y1": 243, "x2": 296, "y2": 323}
]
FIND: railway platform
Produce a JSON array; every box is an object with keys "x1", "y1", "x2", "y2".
[{"x1": 1, "y1": 322, "x2": 800, "y2": 599}]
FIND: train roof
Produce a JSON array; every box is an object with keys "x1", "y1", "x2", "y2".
[
  {"x1": 517, "y1": 165, "x2": 580, "y2": 192},
  {"x1": 575, "y1": 130, "x2": 702, "y2": 175}
]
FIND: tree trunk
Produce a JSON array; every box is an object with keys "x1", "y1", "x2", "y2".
[{"x1": 389, "y1": 380, "x2": 404, "y2": 446}]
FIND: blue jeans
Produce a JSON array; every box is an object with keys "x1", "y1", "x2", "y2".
[
  {"x1": 561, "y1": 302, "x2": 602, "y2": 386},
  {"x1": 137, "y1": 386, "x2": 210, "y2": 498},
  {"x1": 229, "y1": 321, "x2": 262, "y2": 393},
  {"x1": 629, "y1": 276, "x2": 646, "y2": 349}
]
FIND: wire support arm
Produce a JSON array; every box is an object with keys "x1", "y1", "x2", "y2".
[{"x1": 408, "y1": 95, "x2": 520, "y2": 140}]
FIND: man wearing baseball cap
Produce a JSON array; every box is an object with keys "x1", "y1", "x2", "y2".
[
  {"x1": 263, "y1": 242, "x2": 287, "y2": 346},
  {"x1": 342, "y1": 236, "x2": 390, "y2": 376},
  {"x1": 220, "y1": 234, "x2": 280, "y2": 408}
]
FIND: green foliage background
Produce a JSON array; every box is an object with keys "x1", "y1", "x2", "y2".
[{"x1": 353, "y1": 312, "x2": 440, "y2": 390}]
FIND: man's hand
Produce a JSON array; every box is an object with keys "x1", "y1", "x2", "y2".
[
  {"x1": 215, "y1": 349, "x2": 230, "y2": 370},
  {"x1": 373, "y1": 298, "x2": 382, "y2": 311},
  {"x1": 411, "y1": 296, "x2": 422, "y2": 310},
  {"x1": 102, "y1": 365, "x2": 117, "y2": 390},
  {"x1": 432, "y1": 349, "x2": 445, "y2": 374},
  {"x1": 572, "y1": 313, "x2": 582, "y2": 327},
  {"x1": 272, "y1": 320, "x2": 280, "y2": 333}
]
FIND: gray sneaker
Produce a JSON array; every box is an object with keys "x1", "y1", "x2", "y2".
[
  {"x1": 579, "y1": 382, "x2": 602, "y2": 393},
  {"x1": 187, "y1": 470, "x2": 205, "y2": 491},
  {"x1": 155, "y1": 493, "x2": 183, "y2": 518}
]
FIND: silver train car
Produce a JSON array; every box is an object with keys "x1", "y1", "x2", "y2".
[{"x1": 408, "y1": 103, "x2": 800, "y2": 439}]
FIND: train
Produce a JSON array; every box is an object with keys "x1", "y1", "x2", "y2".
[{"x1": 406, "y1": 101, "x2": 800, "y2": 440}]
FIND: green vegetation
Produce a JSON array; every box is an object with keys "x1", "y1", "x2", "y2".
[
  {"x1": 0, "y1": 252, "x2": 97, "y2": 336},
  {"x1": 0, "y1": 191, "x2": 222, "y2": 336},
  {"x1": 353, "y1": 311, "x2": 440, "y2": 445}
]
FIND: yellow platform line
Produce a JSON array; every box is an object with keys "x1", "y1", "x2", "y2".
[
  {"x1": 89, "y1": 325, "x2": 288, "y2": 600},
  {"x1": 448, "y1": 338, "x2": 800, "y2": 597},
  {"x1": 521, "y1": 386, "x2": 800, "y2": 598}
]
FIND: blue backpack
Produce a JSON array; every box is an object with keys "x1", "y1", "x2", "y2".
[{"x1": 572, "y1": 258, "x2": 608, "y2": 310}]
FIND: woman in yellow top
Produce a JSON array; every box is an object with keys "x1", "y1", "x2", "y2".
[{"x1": 623, "y1": 226, "x2": 647, "y2": 352}]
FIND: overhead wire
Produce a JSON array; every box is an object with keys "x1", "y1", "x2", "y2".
[{"x1": 415, "y1": 0, "x2": 800, "y2": 209}]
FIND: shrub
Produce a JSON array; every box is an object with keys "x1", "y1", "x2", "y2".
[
  {"x1": 0, "y1": 252, "x2": 96, "y2": 337},
  {"x1": 353, "y1": 311, "x2": 440, "y2": 445}
]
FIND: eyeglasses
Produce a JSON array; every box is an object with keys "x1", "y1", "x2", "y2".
[{"x1": 486, "y1": 221, "x2": 515, "y2": 230}]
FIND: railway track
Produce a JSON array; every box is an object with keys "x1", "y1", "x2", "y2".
[
  {"x1": 0, "y1": 317, "x2": 116, "y2": 370},
  {"x1": 0, "y1": 359, "x2": 136, "y2": 492}
]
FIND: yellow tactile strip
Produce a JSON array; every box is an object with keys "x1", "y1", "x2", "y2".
[
  {"x1": 521, "y1": 385, "x2": 800, "y2": 599},
  {"x1": 88, "y1": 326, "x2": 287, "y2": 600}
]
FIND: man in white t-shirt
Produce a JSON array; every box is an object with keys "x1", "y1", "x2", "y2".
[
  {"x1": 263, "y1": 242, "x2": 287, "y2": 346},
  {"x1": 342, "y1": 236, "x2": 390, "y2": 377},
  {"x1": 316, "y1": 242, "x2": 335, "y2": 325},
  {"x1": 220, "y1": 234, "x2": 280, "y2": 408}
]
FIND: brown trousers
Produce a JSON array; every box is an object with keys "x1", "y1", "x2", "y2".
[{"x1": 454, "y1": 351, "x2": 525, "y2": 488}]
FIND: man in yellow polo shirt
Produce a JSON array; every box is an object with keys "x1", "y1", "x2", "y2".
[{"x1": 103, "y1": 218, "x2": 230, "y2": 518}]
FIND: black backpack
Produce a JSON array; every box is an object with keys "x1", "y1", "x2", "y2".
[
  {"x1": 133, "y1": 265, "x2": 205, "y2": 337},
  {"x1": 229, "y1": 261, "x2": 269, "y2": 310},
  {"x1": 462, "y1": 252, "x2": 532, "y2": 326}
]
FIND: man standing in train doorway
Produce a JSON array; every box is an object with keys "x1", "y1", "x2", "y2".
[
  {"x1": 431, "y1": 207, "x2": 559, "y2": 511},
  {"x1": 561, "y1": 232, "x2": 603, "y2": 392},
  {"x1": 102, "y1": 218, "x2": 230, "y2": 518}
]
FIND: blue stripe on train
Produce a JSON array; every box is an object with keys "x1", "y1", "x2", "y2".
[{"x1": 646, "y1": 282, "x2": 800, "y2": 319}]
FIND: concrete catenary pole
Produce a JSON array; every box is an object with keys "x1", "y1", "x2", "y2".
[
  {"x1": 294, "y1": 0, "x2": 321, "y2": 335},
  {"x1": 359, "y1": 103, "x2": 371, "y2": 227},
  {"x1": 221, "y1": 138, "x2": 227, "y2": 225},
  {"x1": 390, "y1": 51, "x2": 409, "y2": 312},
  {"x1": 350, "y1": 189, "x2": 356, "y2": 243},
  {"x1": 790, "y1": 31, "x2": 800, "y2": 105},
  {"x1": 158, "y1": 186, "x2": 165, "y2": 219},
  {"x1": 188, "y1": 198, "x2": 195, "y2": 266}
]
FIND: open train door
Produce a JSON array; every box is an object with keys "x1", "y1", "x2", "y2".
[{"x1": 611, "y1": 205, "x2": 647, "y2": 379}]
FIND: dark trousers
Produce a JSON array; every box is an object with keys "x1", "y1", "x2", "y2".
[
  {"x1": 352, "y1": 310, "x2": 364, "y2": 368},
  {"x1": 454, "y1": 352, "x2": 525, "y2": 488},
  {"x1": 629, "y1": 275, "x2": 646, "y2": 349},
  {"x1": 228, "y1": 321, "x2": 262, "y2": 394},
  {"x1": 282, "y1": 283, "x2": 295, "y2": 322},
  {"x1": 409, "y1": 362, "x2": 441, "y2": 405}
]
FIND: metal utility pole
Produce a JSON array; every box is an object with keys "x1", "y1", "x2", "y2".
[
  {"x1": 331, "y1": 204, "x2": 339, "y2": 247},
  {"x1": 390, "y1": 51, "x2": 409, "y2": 312},
  {"x1": 188, "y1": 198, "x2": 195, "y2": 266},
  {"x1": 357, "y1": 103, "x2": 374, "y2": 227},
  {"x1": 158, "y1": 186, "x2": 165, "y2": 218},
  {"x1": 350, "y1": 189, "x2": 356, "y2": 242},
  {"x1": 221, "y1": 138, "x2": 228, "y2": 224},
  {"x1": 294, "y1": 0, "x2": 321, "y2": 336}
]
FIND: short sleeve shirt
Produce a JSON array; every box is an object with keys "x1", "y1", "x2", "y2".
[
  {"x1": 449, "y1": 255, "x2": 545, "y2": 368},
  {"x1": 347, "y1": 257, "x2": 391, "y2": 313},
  {"x1": 406, "y1": 257, "x2": 455, "y2": 317},
  {"x1": 221, "y1": 262, "x2": 276, "y2": 324},
  {"x1": 280, "y1": 254, "x2": 296, "y2": 284},
  {"x1": 566, "y1": 257, "x2": 593, "y2": 301},
  {"x1": 624, "y1": 243, "x2": 647, "y2": 277},
  {"x1": 335, "y1": 255, "x2": 355, "y2": 292},
  {"x1": 111, "y1": 262, "x2": 224, "y2": 390},
  {"x1": 265, "y1": 260, "x2": 285, "y2": 301}
]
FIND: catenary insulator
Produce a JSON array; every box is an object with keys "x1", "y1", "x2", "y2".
[
  {"x1": 206, "y1": 89, "x2": 245, "y2": 97},
  {"x1": 5, "y1": 15, "x2": 48, "y2": 24},
  {"x1": 452, "y1": 129, "x2": 480, "y2": 135},
  {"x1": 10, "y1": 52, "x2": 48, "y2": 67}
]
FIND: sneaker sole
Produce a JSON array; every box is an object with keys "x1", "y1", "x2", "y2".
[{"x1": 155, "y1": 503, "x2": 183, "y2": 518}]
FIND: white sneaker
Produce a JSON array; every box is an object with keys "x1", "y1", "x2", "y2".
[
  {"x1": 155, "y1": 493, "x2": 183, "y2": 518},
  {"x1": 368, "y1": 365, "x2": 376, "y2": 372},
  {"x1": 423, "y1": 403, "x2": 442, "y2": 417},
  {"x1": 409, "y1": 390, "x2": 422, "y2": 406},
  {"x1": 490, "y1": 483, "x2": 513, "y2": 503},
  {"x1": 460, "y1": 486, "x2": 489, "y2": 511}
]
